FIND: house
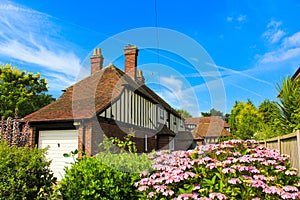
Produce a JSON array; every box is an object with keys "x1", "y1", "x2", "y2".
[
  {"x1": 292, "y1": 67, "x2": 300, "y2": 81},
  {"x1": 24, "y1": 45, "x2": 185, "y2": 179},
  {"x1": 185, "y1": 116, "x2": 231, "y2": 145}
]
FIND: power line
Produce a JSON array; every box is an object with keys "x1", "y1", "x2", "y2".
[
  {"x1": 154, "y1": 0, "x2": 160, "y2": 64},
  {"x1": 154, "y1": 0, "x2": 162, "y2": 95}
]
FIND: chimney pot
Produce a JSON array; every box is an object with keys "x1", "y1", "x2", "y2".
[{"x1": 90, "y1": 48, "x2": 104, "y2": 75}]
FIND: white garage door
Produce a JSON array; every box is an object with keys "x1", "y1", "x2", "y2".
[{"x1": 39, "y1": 130, "x2": 78, "y2": 180}]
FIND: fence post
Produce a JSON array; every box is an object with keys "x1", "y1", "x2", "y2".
[
  {"x1": 277, "y1": 136, "x2": 281, "y2": 153},
  {"x1": 296, "y1": 130, "x2": 300, "y2": 175}
]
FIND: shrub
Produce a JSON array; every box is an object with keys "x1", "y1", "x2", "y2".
[
  {"x1": 0, "y1": 141, "x2": 56, "y2": 199},
  {"x1": 59, "y1": 156, "x2": 143, "y2": 199},
  {"x1": 58, "y1": 135, "x2": 153, "y2": 199},
  {"x1": 135, "y1": 140, "x2": 300, "y2": 199}
]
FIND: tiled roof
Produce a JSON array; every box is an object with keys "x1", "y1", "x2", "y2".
[
  {"x1": 185, "y1": 117, "x2": 201, "y2": 125},
  {"x1": 186, "y1": 116, "x2": 231, "y2": 139},
  {"x1": 185, "y1": 116, "x2": 229, "y2": 128},
  {"x1": 24, "y1": 65, "x2": 181, "y2": 122}
]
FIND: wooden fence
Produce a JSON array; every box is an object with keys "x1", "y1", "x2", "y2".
[{"x1": 258, "y1": 130, "x2": 300, "y2": 175}]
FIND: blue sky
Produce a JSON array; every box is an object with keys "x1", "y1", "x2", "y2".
[{"x1": 1, "y1": 0, "x2": 300, "y2": 117}]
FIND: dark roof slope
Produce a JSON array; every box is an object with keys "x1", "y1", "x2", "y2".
[
  {"x1": 292, "y1": 67, "x2": 300, "y2": 81},
  {"x1": 24, "y1": 65, "x2": 181, "y2": 122}
]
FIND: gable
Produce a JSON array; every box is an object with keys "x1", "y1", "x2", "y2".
[
  {"x1": 24, "y1": 65, "x2": 125, "y2": 122},
  {"x1": 24, "y1": 64, "x2": 182, "y2": 122}
]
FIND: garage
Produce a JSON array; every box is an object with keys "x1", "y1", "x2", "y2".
[{"x1": 39, "y1": 130, "x2": 78, "y2": 180}]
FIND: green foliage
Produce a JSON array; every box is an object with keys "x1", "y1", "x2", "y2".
[
  {"x1": 201, "y1": 108, "x2": 223, "y2": 117},
  {"x1": 229, "y1": 101, "x2": 263, "y2": 139},
  {"x1": 176, "y1": 109, "x2": 192, "y2": 118},
  {"x1": 59, "y1": 157, "x2": 142, "y2": 200},
  {"x1": 108, "y1": 133, "x2": 137, "y2": 153},
  {"x1": 0, "y1": 64, "x2": 54, "y2": 118},
  {"x1": 255, "y1": 99, "x2": 283, "y2": 140},
  {"x1": 276, "y1": 76, "x2": 300, "y2": 133},
  {"x1": 230, "y1": 76, "x2": 300, "y2": 140},
  {"x1": 224, "y1": 113, "x2": 230, "y2": 123},
  {"x1": 97, "y1": 134, "x2": 153, "y2": 173},
  {"x1": 58, "y1": 135, "x2": 153, "y2": 199},
  {"x1": 0, "y1": 142, "x2": 56, "y2": 199}
]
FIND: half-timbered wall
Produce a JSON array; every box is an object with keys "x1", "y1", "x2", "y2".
[{"x1": 99, "y1": 88, "x2": 184, "y2": 133}]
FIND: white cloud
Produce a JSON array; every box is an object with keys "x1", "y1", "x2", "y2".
[
  {"x1": 226, "y1": 14, "x2": 247, "y2": 23},
  {"x1": 258, "y1": 20, "x2": 300, "y2": 65},
  {"x1": 207, "y1": 63, "x2": 273, "y2": 86},
  {"x1": 283, "y1": 31, "x2": 300, "y2": 47},
  {"x1": 155, "y1": 75, "x2": 200, "y2": 116},
  {"x1": 0, "y1": 39, "x2": 81, "y2": 75},
  {"x1": 227, "y1": 16, "x2": 233, "y2": 22},
  {"x1": 262, "y1": 20, "x2": 285, "y2": 44},
  {"x1": 0, "y1": 1, "x2": 82, "y2": 93},
  {"x1": 260, "y1": 47, "x2": 300, "y2": 64},
  {"x1": 237, "y1": 15, "x2": 247, "y2": 22}
]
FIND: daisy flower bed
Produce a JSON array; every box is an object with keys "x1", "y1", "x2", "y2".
[{"x1": 135, "y1": 140, "x2": 300, "y2": 199}]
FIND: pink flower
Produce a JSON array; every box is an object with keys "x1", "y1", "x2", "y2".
[
  {"x1": 253, "y1": 175, "x2": 266, "y2": 181},
  {"x1": 228, "y1": 178, "x2": 241, "y2": 184},
  {"x1": 162, "y1": 189, "x2": 175, "y2": 196},
  {"x1": 193, "y1": 184, "x2": 201, "y2": 190},
  {"x1": 280, "y1": 191, "x2": 299, "y2": 199},
  {"x1": 209, "y1": 192, "x2": 227, "y2": 200},
  {"x1": 263, "y1": 186, "x2": 282, "y2": 195},
  {"x1": 137, "y1": 186, "x2": 148, "y2": 191},
  {"x1": 140, "y1": 171, "x2": 150, "y2": 177},
  {"x1": 222, "y1": 167, "x2": 236, "y2": 174},
  {"x1": 153, "y1": 185, "x2": 167, "y2": 192},
  {"x1": 275, "y1": 165, "x2": 286, "y2": 171},
  {"x1": 285, "y1": 170, "x2": 297, "y2": 176},
  {"x1": 216, "y1": 150, "x2": 226, "y2": 155},
  {"x1": 147, "y1": 192, "x2": 156, "y2": 198},
  {"x1": 283, "y1": 186, "x2": 298, "y2": 192},
  {"x1": 175, "y1": 193, "x2": 199, "y2": 200}
]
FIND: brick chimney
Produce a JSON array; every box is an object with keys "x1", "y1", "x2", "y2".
[
  {"x1": 124, "y1": 44, "x2": 138, "y2": 80},
  {"x1": 137, "y1": 70, "x2": 145, "y2": 85},
  {"x1": 90, "y1": 48, "x2": 103, "y2": 75}
]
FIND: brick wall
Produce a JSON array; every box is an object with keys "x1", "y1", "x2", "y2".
[
  {"x1": 28, "y1": 127, "x2": 36, "y2": 148},
  {"x1": 78, "y1": 117, "x2": 163, "y2": 155}
]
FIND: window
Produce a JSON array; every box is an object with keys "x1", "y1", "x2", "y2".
[
  {"x1": 180, "y1": 119, "x2": 184, "y2": 127},
  {"x1": 187, "y1": 124, "x2": 196, "y2": 130},
  {"x1": 159, "y1": 108, "x2": 164, "y2": 119},
  {"x1": 173, "y1": 117, "x2": 177, "y2": 125}
]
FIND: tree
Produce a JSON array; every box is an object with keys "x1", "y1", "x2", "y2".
[
  {"x1": 201, "y1": 108, "x2": 223, "y2": 117},
  {"x1": 0, "y1": 64, "x2": 54, "y2": 118},
  {"x1": 229, "y1": 101, "x2": 263, "y2": 140},
  {"x1": 276, "y1": 76, "x2": 300, "y2": 133},
  {"x1": 255, "y1": 99, "x2": 283, "y2": 139},
  {"x1": 224, "y1": 113, "x2": 230, "y2": 123},
  {"x1": 176, "y1": 109, "x2": 192, "y2": 118}
]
